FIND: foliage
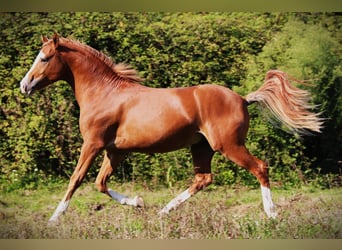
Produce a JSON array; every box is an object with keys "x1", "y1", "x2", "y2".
[{"x1": 0, "y1": 12, "x2": 340, "y2": 191}]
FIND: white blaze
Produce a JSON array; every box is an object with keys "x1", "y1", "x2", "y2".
[{"x1": 20, "y1": 51, "x2": 46, "y2": 93}]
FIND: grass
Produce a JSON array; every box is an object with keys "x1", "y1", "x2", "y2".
[{"x1": 0, "y1": 182, "x2": 341, "y2": 239}]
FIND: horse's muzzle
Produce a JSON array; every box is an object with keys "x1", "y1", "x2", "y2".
[{"x1": 20, "y1": 75, "x2": 38, "y2": 95}]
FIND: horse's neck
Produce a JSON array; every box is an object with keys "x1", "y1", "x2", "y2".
[
  {"x1": 60, "y1": 46, "x2": 146, "y2": 108},
  {"x1": 61, "y1": 53, "x2": 110, "y2": 102}
]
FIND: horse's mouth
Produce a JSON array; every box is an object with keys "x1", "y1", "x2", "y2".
[
  {"x1": 21, "y1": 84, "x2": 36, "y2": 96},
  {"x1": 27, "y1": 87, "x2": 35, "y2": 96}
]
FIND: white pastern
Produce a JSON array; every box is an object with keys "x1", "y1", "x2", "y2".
[
  {"x1": 261, "y1": 185, "x2": 277, "y2": 218},
  {"x1": 108, "y1": 189, "x2": 144, "y2": 207},
  {"x1": 48, "y1": 199, "x2": 70, "y2": 223},
  {"x1": 159, "y1": 188, "x2": 192, "y2": 216}
]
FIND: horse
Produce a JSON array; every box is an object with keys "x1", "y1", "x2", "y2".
[{"x1": 20, "y1": 33, "x2": 323, "y2": 224}]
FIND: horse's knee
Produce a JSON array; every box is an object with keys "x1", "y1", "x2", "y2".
[{"x1": 189, "y1": 173, "x2": 213, "y2": 194}]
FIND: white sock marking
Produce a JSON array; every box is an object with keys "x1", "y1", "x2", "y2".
[
  {"x1": 261, "y1": 185, "x2": 277, "y2": 218},
  {"x1": 108, "y1": 189, "x2": 128, "y2": 204},
  {"x1": 159, "y1": 188, "x2": 192, "y2": 215},
  {"x1": 108, "y1": 189, "x2": 144, "y2": 207},
  {"x1": 49, "y1": 199, "x2": 70, "y2": 223}
]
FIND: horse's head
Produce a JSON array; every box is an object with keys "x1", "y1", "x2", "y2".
[{"x1": 20, "y1": 33, "x2": 66, "y2": 95}]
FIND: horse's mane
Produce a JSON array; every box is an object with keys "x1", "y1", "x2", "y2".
[{"x1": 58, "y1": 37, "x2": 144, "y2": 84}]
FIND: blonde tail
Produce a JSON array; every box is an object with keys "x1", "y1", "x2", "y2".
[{"x1": 245, "y1": 70, "x2": 324, "y2": 135}]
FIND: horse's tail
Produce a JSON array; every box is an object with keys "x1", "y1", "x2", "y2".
[{"x1": 245, "y1": 70, "x2": 324, "y2": 135}]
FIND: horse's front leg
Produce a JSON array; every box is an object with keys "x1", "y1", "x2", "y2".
[
  {"x1": 95, "y1": 152, "x2": 144, "y2": 207},
  {"x1": 48, "y1": 142, "x2": 102, "y2": 224}
]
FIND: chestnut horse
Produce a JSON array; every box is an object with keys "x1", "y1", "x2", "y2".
[{"x1": 20, "y1": 34, "x2": 323, "y2": 223}]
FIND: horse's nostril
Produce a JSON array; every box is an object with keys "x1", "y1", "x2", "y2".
[{"x1": 30, "y1": 75, "x2": 34, "y2": 82}]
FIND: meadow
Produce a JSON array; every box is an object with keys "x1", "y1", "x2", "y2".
[{"x1": 0, "y1": 182, "x2": 341, "y2": 239}]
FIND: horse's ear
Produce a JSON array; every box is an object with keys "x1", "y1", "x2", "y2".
[
  {"x1": 52, "y1": 32, "x2": 59, "y2": 48},
  {"x1": 41, "y1": 35, "x2": 48, "y2": 44}
]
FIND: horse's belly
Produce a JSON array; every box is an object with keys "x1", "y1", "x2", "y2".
[{"x1": 114, "y1": 125, "x2": 202, "y2": 153}]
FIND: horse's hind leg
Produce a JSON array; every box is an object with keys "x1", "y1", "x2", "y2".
[
  {"x1": 95, "y1": 152, "x2": 144, "y2": 207},
  {"x1": 159, "y1": 138, "x2": 214, "y2": 215},
  {"x1": 221, "y1": 143, "x2": 277, "y2": 218}
]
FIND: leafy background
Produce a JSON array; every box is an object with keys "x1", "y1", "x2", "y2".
[{"x1": 0, "y1": 12, "x2": 341, "y2": 191}]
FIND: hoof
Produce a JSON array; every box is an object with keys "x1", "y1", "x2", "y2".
[
  {"x1": 267, "y1": 211, "x2": 278, "y2": 219},
  {"x1": 134, "y1": 196, "x2": 145, "y2": 207},
  {"x1": 158, "y1": 207, "x2": 169, "y2": 217},
  {"x1": 47, "y1": 218, "x2": 59, "y2": 227},
  {"x1": 265, "y1": 206, "x2": 277, "y2": 219}
]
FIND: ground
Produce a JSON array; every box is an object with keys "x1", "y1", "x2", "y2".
[{"x1": 0, "y1": 182, "x2": 341, "y2": 239}]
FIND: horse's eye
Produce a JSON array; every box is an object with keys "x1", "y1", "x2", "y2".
[{"x1": 40, "y1": 57, "x2": 49, "y2": 63}]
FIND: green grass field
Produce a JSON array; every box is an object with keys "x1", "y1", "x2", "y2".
[{"x1": 0, "y1": 182, "x2": 341, "y2": 239}]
